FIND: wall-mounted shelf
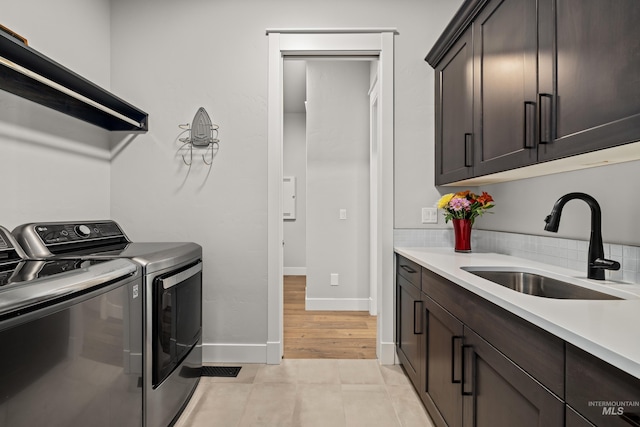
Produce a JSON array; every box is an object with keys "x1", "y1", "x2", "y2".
[{"x1": 0, "y1": 31, "x2": 148, "y2": 131}]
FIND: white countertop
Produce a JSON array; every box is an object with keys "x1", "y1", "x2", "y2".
[{"x1": 395, "y1": 247, "x2": 640, "y2": 380}]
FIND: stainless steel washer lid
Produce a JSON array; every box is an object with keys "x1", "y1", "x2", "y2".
[{"x1": 0, "y1": 258, "x2": 139, "y2": 321}]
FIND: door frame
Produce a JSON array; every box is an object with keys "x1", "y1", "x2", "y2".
[
  {"x1": 266, "y1": 28, "x2": 396, "y2": 364},
  {"x1": 369, "y1": 72, "x2": 380, "y2": 316}
]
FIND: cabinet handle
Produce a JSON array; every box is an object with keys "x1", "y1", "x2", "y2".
[
  {"x1": 461, "y1": 344, "x2": 475, "y2": 396},
  {"x1": 413, "y1": 301, "x2": 423, "y2": 335},
  {"x1": 539, "y1": 93, "x2": 553, "y2": 144},
  {"x1": 451, "y1": 336, "x2": 463, "y2": 384},
  {"x1": 464, "y1": 133, "x2": 473, "y2": 167},
  {"x1": 524, "y1": 101, "x2": 536, "y2": 149},
  {"x1": 400, "y1": 264, "x2": 417, "y2": 274}
]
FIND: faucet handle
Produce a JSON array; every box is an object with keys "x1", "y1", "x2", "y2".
[
  {"x1": 591, "y1": 258, "x2": 621, "y2": 271},
  {"x1": 543, "y1": 212, "x2": 561, "y2": 232}
]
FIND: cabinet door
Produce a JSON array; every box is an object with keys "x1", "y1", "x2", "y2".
[
  {"x1": 566, "y1": 406, "x2": 596, "y2": 427},
  {"x1": 421, "y1": 296, "x2": 463, "y2": 427},
  {"x1": 473, "y1": 0, "x2": 538, "y2": 176},
  {"x1": 461, "y1": 328, "x2": 564, "y2": 427},
  {"x1": 566, "y1": 343, "x2": 640, "y2": 427},
  {"x1": 538, "y1": 0, "x2": 640, "y2": 161},
  {"x1": 435, "y1": 27, "x2": 474, "y2": 185},
  {"x1": 396, "y1": 275, "x2": 423, "y2": 388}
]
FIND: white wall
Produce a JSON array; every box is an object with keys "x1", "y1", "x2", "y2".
[
  {"x1": 283, "y1": 112, "x2": 307, "y2": 273},
  {"x1": 476, "y1": 160, "x2": 640, "y2": 246},
  {"x1": 305, "y1": 61, "x2": 370, "y2": 310},
  {"x1": 107, "y1": 0, "x2": 461, "y2": 362},
  {"x1": 395, "y1": 0, "x2": 466, "y2": 228},
  {"x1": 1, "y1": 0, "x2": 112, "y2": 229}
]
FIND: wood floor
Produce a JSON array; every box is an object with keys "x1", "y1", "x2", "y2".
[{"x1": 283, "y1": 275, "x2": 377, "y2": 359}]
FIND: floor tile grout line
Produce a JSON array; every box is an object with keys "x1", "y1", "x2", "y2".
[{"x1": 379, "y1": 365, "x2": 408, "y2": 427}]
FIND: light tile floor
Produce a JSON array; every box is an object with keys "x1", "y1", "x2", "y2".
[{"x1": 175, "y1": 359, "x2": 435, "y2": 427}]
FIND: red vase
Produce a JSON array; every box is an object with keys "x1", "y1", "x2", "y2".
[{"x1": 452, "y1": 219, "x2": 472, "y2": 253}]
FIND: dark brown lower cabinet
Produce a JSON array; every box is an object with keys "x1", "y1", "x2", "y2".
[
  {"x1": 395, "y1": 255, "x2": 640, "y2": 427},
  {"x1": 421, "y1": 296, "x2": 463, "y2": 427},
  {"x1": 396, "y1": 274, "x2": 423, "y2": 388},
  {"x1": 566, "y1": 344, "x2": 640, "y2": 427},
  {"x1": 567, "y1": 406, "x2": 597, "y2": 427},
  {"x1": 461, "y1": 327, "x2": 564, "y2": 427}
]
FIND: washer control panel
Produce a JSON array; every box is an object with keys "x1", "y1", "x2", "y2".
[
  {"x1": 0, "y1": 225, "x2": 25, "y2": 265},
  {"x1": 34, "y1": 221, "x2": 125, "y2": 245},
  {"x1": 13, "y1": 220, "x2": 130, "y2": 258},
  {"x1": 0, "y1": 233, "x2": 7, "y2": 251}
]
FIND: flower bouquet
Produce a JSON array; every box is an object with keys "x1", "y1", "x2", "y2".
[{"x1": 437, "y1": 191, "x2": 494, "y2": 252}]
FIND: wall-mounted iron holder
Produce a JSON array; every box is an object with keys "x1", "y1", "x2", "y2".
[{"x1": 179, "y1": 107, "x2": 220, "y2": 165}]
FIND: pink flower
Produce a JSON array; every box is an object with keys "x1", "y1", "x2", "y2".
[{"x1": 449, "y1": 197, "x2": 471, "y2": 212}]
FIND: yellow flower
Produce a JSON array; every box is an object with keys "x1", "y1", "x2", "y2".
[{"x1": 437, "y1": 193, "x2": 454, "y2": 209}]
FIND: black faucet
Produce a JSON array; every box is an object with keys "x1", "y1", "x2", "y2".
[{"x1": 544, "y1": 192, "x2": 620, "y2": 280}]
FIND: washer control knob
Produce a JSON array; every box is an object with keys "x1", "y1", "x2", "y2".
[{"x1": 76, "y1": 225, "x2": 92, "y2": 237}]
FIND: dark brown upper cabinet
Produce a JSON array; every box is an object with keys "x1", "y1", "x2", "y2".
[
  {"x1": 472, "y1": 0, "x2": 538, "y2": 176},
  {"x1": 427, "y1": 0, "x2": 640, "y2": 185},
  {"x1": 538, "y1": 0, "x2": 640, "y2": 161},
  {"x1": 434, "y1": 28, "x2": 474, "y2": 185}
]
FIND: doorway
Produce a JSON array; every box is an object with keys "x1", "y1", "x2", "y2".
[
  {"x1": 282, "y1": 58, "x2": 376, "y2": 358},
  {"x1": 267, "y1": 29, "x2": 396, "y2": 365}
]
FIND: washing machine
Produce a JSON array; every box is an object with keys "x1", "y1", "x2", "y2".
[
  {"x1": 0, "y1": 224, "x2": 142, "y2": 427},
  {"x1": 13, "y1": 220, "x2": 202, "y2": 427}
]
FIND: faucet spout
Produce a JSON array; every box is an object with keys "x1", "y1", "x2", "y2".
[{"x1": 543, "y1": 192, "x2": 620, "y2": 280}]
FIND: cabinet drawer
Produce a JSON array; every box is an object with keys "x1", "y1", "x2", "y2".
[
  {"x1": 421, "y1": 267, "x2": 564, "y2": 397},
  {"x1": 566, "y1": 344, "x2": 640, "y2": 427},
  {"x1": 397, "y1": 255, "x2": 421, "y2": 289}
]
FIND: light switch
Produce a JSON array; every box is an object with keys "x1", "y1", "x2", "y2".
[
  {"x1": 339, "y1": 209, "x2": 347, "y2": 220},
  {"x1": 422, "y1": 207, "x2": 438, "y2": 224}
]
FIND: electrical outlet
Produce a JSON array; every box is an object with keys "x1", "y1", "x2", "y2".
[
  {"x1": 422, "y1": 207, "x2": 438, "y2": 224},
  {"x1": 330, "y1": 274, "x2": 339, "y2": 286},
  {"x1": 339, "y1": 209, "x2": 347, "y2": 220}
]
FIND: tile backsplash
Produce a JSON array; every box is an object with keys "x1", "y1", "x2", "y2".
[{"x1": 394, "y1": 229, "x2": 640, "y2": 284}]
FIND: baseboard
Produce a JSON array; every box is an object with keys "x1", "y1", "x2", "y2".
[
  {"x1": 283, "y1": 267, "x2": 306, "y2": 275},
  {"x1": 305, "y1": 297, "x2": 370, "y2": 311},
  {"x1": 266, "y1": 341, "x2": 282, "y2": 365},
  {"x1": 202, "y1": 342, "x2": 267, "y2": 364},
  {"x1": 202, "y1": 337, "x2": 387, "y2": 365},
  {"x1": 378, "y1": 341, "x2": 396, "y2": 365}
]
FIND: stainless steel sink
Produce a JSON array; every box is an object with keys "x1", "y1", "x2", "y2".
[{"x1": 462, "y1": 268, "x2": 622, "y2": 300}]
